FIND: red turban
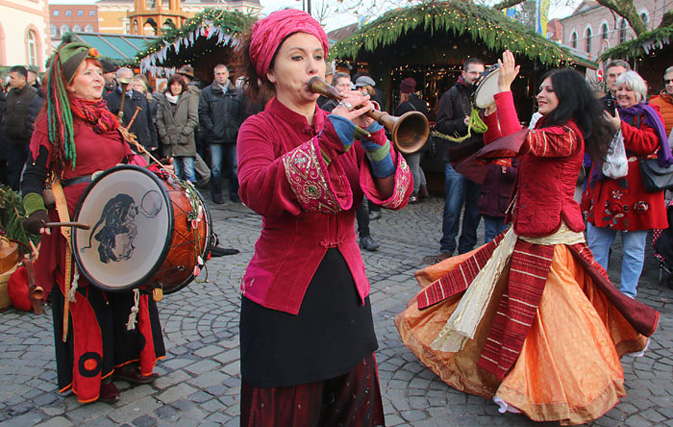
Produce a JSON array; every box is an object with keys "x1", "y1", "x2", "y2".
[{"x1": 249, "y1": 9, "x2": 329, "y2": 82}]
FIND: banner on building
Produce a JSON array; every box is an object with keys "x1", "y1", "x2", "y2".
[{"x1": 536, "y1": 0, "x2": 550, "y2": 35}]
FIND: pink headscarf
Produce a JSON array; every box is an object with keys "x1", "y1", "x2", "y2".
[{"x1": 249, "y1": 9, "x2": 329, "y2": 82}]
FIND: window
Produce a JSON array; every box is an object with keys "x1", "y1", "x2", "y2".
[
  {"x1": 60, "y1": 24, "x2": 70, "y2": 34},
  {"x1": 585, "y1": 27, "x2": 592, "y2": 53},
  {"x1": 619, "y1": 19, "x2": 628, "y2": 43},
  {"x1": 570, "y1": 32, "x2": 577, "y2": 49},
  {"x1": 77, "y1": 10, "x2": 83, "y2": 16},
  {"x1": 641, "y1": 12, "x2": 649, "y2": 30},
  {"x1": 53, "y1": 10, "x2": 59, "y2": 16},
  {"x1": 89, "y1": 10, "x2": 95, "y2": 16},
  {"x1": 65, "y1": 10, "x2": 71, "y2": 16},
  {"x1": 27, "y1": 31, "x2": 37, "y2": 66},
  {"x1": 601, "y1": 23, "x2": 608, "y2": 41},
  {"x1": 85, "y1": 24, "x2": 95, "y2": 33},
  {"x1": 73, "y1": 25, "x2": 82, "y2": 32},
  {"x1": 50, "y1": 24, "x2": 58, "y2": 38}
]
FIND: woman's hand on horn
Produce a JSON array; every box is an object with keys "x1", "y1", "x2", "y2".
[
  {"x1": 331, "y1": 92, "x2": 375, "y2": 129},
  {"x1": 497, "y1": 50, "x2": 520, "y2": 92}
]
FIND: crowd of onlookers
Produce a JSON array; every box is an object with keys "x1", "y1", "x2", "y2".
[{"x1": 3, "y1": 57, "x2": 673, "y2": 298}]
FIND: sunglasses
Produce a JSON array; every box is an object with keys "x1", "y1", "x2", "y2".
[{"x1": 666, "y1": 79, "x2": 673, "y2": 84}]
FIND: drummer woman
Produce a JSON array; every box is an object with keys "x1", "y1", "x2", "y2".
[
  {"x1": 396, "y1": 51, "x2": 658, "y2": 424},
  {"x1": 237, "y1": 9, "x2": 412, "y2": 425},
  {"x1": 20, "y1": 42, "x2": 165, "y2": 404}
]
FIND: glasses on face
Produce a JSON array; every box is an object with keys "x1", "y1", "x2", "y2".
[{"x1": 665, "y1": 79, "x2": 673, "y2": 84}]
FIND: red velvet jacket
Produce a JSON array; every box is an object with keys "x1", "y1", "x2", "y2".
[
  {"x1": 237, "y1": 97, "x2": 412, "y2": 315},
  {"x1": 483, "y1": 91, "x2": 585, "y2": 237}
]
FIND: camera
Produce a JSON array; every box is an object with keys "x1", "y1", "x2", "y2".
[{"x1": 604, "y1": 99, "x2": 617, "y2": 116}]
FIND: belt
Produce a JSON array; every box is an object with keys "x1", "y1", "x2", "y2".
[{"x1": 61, "y1": 175, "x2": 93, "y2": 187}]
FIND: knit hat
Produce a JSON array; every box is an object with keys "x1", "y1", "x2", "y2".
[
  {"x1": 58, "y1": 42, "x2": 100, "y2": 83},
  {"x1": 100, "y1": 59, "x2": 117, "y2": 74},
  {"x1": 177, "y1": 65, "x2": 195, "y2": 80},
  {"x1": 400, "y1": 77, "x2": 416, "y2": 94},
  {"x1": 355, "y1": 76, "x2": 375, "y2": 88}
]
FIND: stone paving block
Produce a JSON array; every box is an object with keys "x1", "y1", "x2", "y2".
[
  {"x1": 77, "y1": 417, "x2": 120, "y2": 427},
  {"x1": 183, "y1": 359, "x2": 221, "y2": 376},
  {"x1": 32, "y1": 416, "x2": 73, "y2": 427},
  {"x1": 66, "y1": 401, "x2": 115, "y2": 424},
  {"x1": 131, "y1": 414, "x2": 158, "y2": 427},
  {"x1": 108, "y1": 396, "x2": 163, "y2": 424},
  {"x1": 156, "y1": 383, "x2": 198, "y2": 404},
  {"x1": 0, "y1": 412, "x2": 45, "y2": 427},
  {"x1": 153, "y1": 369, "x2": 192, "y2": 390}
]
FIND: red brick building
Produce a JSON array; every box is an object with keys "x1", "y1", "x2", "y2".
[{"x1": 49, "y1": 4, "x2": 98, "y2": 42}]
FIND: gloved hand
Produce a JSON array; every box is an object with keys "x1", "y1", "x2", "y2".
[{"x1": 22, "y1": 210, "x2": 49, "y2": 235}]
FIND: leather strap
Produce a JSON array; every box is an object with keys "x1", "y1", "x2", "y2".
[{"x1": 52, "y1": 179, "x2": 73, "y2": 342}]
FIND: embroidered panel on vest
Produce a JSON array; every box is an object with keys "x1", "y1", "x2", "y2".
[
  {"x1": 282, "y1": 139, "x2": 342, "y2": 213},
  {"x1": 478, "y1": 240, "x2": 554, "y2": 380},
  {"x1": 418, "y1": 232, "x2": 505, "y2": 309}
]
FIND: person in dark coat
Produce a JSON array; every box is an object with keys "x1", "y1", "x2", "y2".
[
  {"x1": 478, "y1": 158, "x2": 518, "y2": 242},
  {"x1": 4, "y1": 65, "x2": 43, "y2": 190},
  {"x1": 395, "y1": 77, "x2": 429, "y2": 203},
  {"x1": 198, "y1": 64, "x2": 246, "y2": 204},
  {"x1": 0, "y1": 81, "x2": 9, "y2": 185},
  {"x1": 103, "y1": 67, "x2": 158, "y2": 159},
  {"x1": 432, "y1": 57, "x2": 485, "y2": 261}
]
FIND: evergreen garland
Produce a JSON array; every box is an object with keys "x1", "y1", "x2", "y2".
[
  {"x1": 135, "y1": 8, "x2": 256, "y2": 63},
  {"x1": 330, "y1": 1, "x2": 583, "y2": 67},
  {"x1": 599, "y1": 26, "x2": 673, "y2": 61}
]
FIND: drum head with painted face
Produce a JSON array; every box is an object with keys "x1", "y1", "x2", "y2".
[{"x1": 72, "y1": 166, "x2": 173, "y2": 291}]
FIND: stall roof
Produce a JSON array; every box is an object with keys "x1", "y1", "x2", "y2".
[
  {"x1": 66, "y1": 32, "x2": 159, "y2": 61},
  {"x1": 599, "y1": 26, "x2": 673, "y2": 61},
  {"x1": 331, "y1": 1, "x2": 595, "y2": 69}
]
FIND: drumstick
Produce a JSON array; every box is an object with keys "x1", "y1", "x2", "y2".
[{"x1": 43, "y1": 222, "x2": 91, "y2": 230}]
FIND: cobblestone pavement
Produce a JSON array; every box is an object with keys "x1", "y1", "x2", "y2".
[{"x1": 1, "y1": 196, "x2": 672, "y2": 426}]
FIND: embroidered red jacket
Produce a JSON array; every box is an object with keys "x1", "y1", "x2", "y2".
[
  {"x1": 483, "y1": 92, "x2": 585, "y2": 237},
  {"x1": 237, "y1": 97, "x2": 412, "y2": 315}
]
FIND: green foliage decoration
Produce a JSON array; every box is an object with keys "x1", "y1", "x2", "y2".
[
  {"x1": 330, "y1": 1, "x2": 583, "y2": 68},
  {"x1": 0, "y1": 185, "x2": 40, "y2": 249}
]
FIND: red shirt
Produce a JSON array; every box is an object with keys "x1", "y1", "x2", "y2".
[{"x1": 237, "y1": 97, "x2": 412, "y2": 315}]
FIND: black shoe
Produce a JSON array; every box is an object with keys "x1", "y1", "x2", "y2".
[
  {"x1": 408, "y1": 193, "x2": 419, "y2": 204},
  {"x1": 230, "y1": 194, "x2": 241, "y2": 203},
  {"x1": 359, "y1": 236, "x2": 380, "y2": 251},
  {"x1": 368, "y1": 211, "x2": 382, "y2": 220},
  {"x1": 212, "y1": 195, "x2": 225, "y2": 205},
  {"x1": 210, "y1": 246, "x2": 240, "y2": 257}
]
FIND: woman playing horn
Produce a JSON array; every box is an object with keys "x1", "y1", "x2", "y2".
[{"x1": 236, "y1": 9, "x2": 412, "y2": 425}]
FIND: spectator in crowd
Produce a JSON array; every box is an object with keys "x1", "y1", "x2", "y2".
[
  {"x1": 0, "y1": 80, "x2": 8, "y2": 185},
  {"x1": 131, "y1": 75, "x2": 158, "y2": 127},
  {"x1": 100, "y1": 59, "x2": 117, "y2": 93},
  {"x1": 395, "y1": 77, "x2": 429, "y2": 203},
  {"x1": 176, "y1": 64, "x2": 210, "y2": 188},
  {"x1": 317, "y1": 61, "x2": 335, "y2": 108},
  {"x1": 199, "y1": 64, "x2": 246, "y2": 204},
  {"x1": 430, "y1": 57, "x2": 485, "y2": 262},
  {"x1": 103, "y1": 67, "x2": 158, "y2": 159},
  {"x1": 4, "y1": 65, "x2": 43, "y2": 190},
  {"x1": 648, "y1": 65, "x2": 673, "y2": 135},
  {"x1": 26, "y1": 68, "x2": 42, "y2": 94},
  {"x1": 585, "y1": 70, "x2": 669, "y2": 298},
  {"x1": 321, "y1": 72, "x2": 381, "y2": 252},
  {"x1": 156, "y1": 75, "x2": 199, "y2": 183},
  {"x1": 604, "y1": 59, "x2": 631, "y2": 100}
]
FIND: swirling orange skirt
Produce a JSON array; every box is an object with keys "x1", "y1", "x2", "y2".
[{"x1": 395, "y1": 244, "x2": 647, "y2": 425}]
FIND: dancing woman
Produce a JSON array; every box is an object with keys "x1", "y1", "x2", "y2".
[{"x1": 396, "y1": 51, "x2": 659, "y2": 425}]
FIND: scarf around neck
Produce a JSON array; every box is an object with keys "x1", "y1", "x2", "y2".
[
  {"x1": 619, "y1": 102, "x2": 672, "y2": 167},
  {"x1": 69, "y1": 97, "x2": 119, "y2": 134}
]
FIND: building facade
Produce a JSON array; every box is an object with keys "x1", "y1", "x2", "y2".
[
  {"x1": 49, "y1": 4, "x2": 99, "y2": 41},
  {"x1": 0, "y1": 0, "x2": 50, "y2": 70},
  {"x1": 560, "y1": 0, "x2": 673, "y2": 63},
  {"x1": 97, "y1": 0, "x2": 262, "y2": 35}
]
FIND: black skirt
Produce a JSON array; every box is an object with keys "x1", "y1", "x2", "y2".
[{"x1": 240, "y1": 248, "x2": 378, "y2": 388}]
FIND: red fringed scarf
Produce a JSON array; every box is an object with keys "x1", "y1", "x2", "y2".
[{"x1": 70, "y1": 97, "x2": 119, "y2": 135}]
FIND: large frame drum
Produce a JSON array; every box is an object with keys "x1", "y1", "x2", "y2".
[{"x1": 72, "y1": 165, "x2": 210, "y2": 294}]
